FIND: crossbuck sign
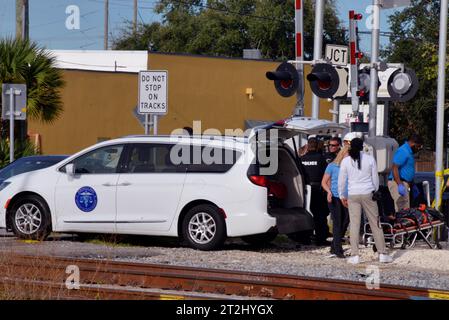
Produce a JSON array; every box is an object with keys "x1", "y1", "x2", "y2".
[{"x1": 139, "y1": 70, "x2": 168, "y2": 115}]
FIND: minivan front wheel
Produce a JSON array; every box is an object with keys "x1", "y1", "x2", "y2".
[
  {"x1": 182, "y1": 204, "x2": 226, "y2": 250},
  {"x1": 10, "y1": 195, "x2": 51, "y2": 240}
]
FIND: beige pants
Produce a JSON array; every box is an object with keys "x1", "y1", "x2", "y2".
[
  {"x1": 387, "y1": 181, "x2": 410, "y2": 212},
  {"x1": 348, "y1": 194, "x2": 386, "y2": 256}
]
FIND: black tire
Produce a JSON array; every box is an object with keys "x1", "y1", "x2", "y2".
[
  {"x1": 241, "y1": 231, "x2": 278, "y2": 246},
  {"x1": 9, "y1": 195, "x2": 51, "y2": 240},
  {"x1": 182, "y1": 204, "x2": 226, "y2": 251}
]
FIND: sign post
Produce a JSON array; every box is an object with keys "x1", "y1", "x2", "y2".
[
  {"x1": 1, "y1": 84, "x2": 27, "y2": 163},
  {"x1": 435, "y1": 0, "x2": 448, "y2": 210},
  {"x1": 294, "y1": 0, "x2": 304, "y2": 116},
  {"x1": 138, "y1": 70, "x2": 168, "y2": 135}
]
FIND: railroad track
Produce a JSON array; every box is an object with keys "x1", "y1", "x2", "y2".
[{"x1": 1, "y1": 254, "x2": 448, "y2": 300}]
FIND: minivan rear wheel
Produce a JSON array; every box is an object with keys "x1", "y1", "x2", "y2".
[{"x1": 182, "y1": 204, "x2": 226, "y2": 251}]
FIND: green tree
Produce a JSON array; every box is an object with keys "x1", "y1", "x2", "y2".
[
  {"x1": 0, "y1": 38, "x2": 65, "y2": 156},
  {"x1": 383, "y1": 0, "x2": 449, "y2": 148},
  {"x1": 113, "y1": 0, "x2": 347, "y2": 60}
]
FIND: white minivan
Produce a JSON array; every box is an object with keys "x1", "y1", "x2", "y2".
[{"x1": 0, "y1": 117, "x2": 347, "y2": 250}]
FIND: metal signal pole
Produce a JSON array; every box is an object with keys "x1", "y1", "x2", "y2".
[
  {"x1": 104, "y1": 0, "x2": 109, "y2": 50},
  {"x1": 133, "y1": 0, "x2": 138, "y2": 34},
  {"x1": 435, "y1": 0, "x2": 448, "y2": 210},
  {"x1": 294, "y1": 0, "x2": 304, "y2": 116},
  {"x1": 311, "y1": 0, "x2": 325, "y2": 119},
  {"x1": 368, "y1": 0, "x2": 381, "y2": 138}
]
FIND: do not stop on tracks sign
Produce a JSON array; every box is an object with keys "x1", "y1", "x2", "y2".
[{"x1": 138, "y1": 70, "x2": 168, "y2": 115}]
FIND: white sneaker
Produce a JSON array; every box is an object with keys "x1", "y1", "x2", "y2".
[
  {"x1": 379, "y1": 254, "x2": 393, "y2": 263},
  {"x1": 347, "y1": 255, "x2": 360, "y2": 264}
]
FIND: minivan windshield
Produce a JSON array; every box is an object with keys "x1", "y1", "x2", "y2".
[{"x1": 0, "y1": 156, "x2": 68, "y2": 181}]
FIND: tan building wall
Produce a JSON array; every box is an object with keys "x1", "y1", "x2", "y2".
[{"x1": 29, "y1": 53, "x2": 332, "y2": 155}]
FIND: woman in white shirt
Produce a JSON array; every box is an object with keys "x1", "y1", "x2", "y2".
[{"x1": 338, "y1": 138, "x2": 393, "y2": 264}]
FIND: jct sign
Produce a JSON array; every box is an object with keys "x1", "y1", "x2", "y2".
[{"x1": 139, "y1": 70, "x2": 168, "y2": 115}]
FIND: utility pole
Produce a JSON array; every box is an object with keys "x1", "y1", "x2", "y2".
[
  {"x1": 311, "y1": 0, "x2": 325, "y2": 119},
  {"x1": 15, "y1": 0, "x2": 29, "y2": 40},
  {"x1": 133, "y1": 0, "x2": 138, "y2": 34},
  {"x1": 294, "y1": 0, "x2": 304, "y2": 116},
  {"x1": 104, "y1": 0, "x2": 109, "y2": 50},
  {"x1": 435, "y1": 0, "x2": 448, "y2": 210},
  {"x1": 15, "y1": 0, "x2": 29, "y2": 144},
  {"x1": 368, "y1": 0, "x2": 381, "y2": 138}
]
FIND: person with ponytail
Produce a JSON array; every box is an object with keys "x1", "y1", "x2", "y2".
[{"x1": 338, "y1": 138, "x2": 393, "y2": 264}]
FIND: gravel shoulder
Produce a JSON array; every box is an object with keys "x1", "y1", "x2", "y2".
[{"x1": 1, "y1": 231, "x2": 449, "y2": 291}]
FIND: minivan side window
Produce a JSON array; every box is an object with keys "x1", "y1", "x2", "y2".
[
  {"x1": 124, "y1": 144, "x2": 181, "y2": 173},
  {"x1": 64, "y1": 145, "x2": 124, "y2": 174},
  {"x1": 185, "y1": 146, "x2": 242, "y2": 173},
  {"x1": 123, "y1": 144, "x2": 241, "y2": 174}
]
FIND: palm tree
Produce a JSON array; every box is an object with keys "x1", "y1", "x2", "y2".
[{"x1": 0, "y1": 38, "x2": 65, "y2": 155}]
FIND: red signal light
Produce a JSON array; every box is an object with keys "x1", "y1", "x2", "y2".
[
  {"x1": 357, "y1": 90, "x2": 366, "y2": 97},
  {"x1": 318, "y1": 80, "x2": 332, "y2": 91},
  {"x1": 280, "y1": 79, "x2": 293, "y2": 89}
]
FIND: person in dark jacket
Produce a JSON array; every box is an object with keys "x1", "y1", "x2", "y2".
[{"x1": 300, "y1": 138, "x2": 329, "y2": 245}]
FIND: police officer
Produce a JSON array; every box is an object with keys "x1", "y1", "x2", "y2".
[{"x1": 300, "y1": 138, "x2": 329, "y2": 245}]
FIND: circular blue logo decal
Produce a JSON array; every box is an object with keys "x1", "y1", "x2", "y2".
[{"x1": 75, "y1": 187, "x2": 98, "y2": 212}]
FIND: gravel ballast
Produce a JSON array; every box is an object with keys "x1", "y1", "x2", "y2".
[{"x1": 1, "y1": 232, "x2": 449, "y2": 291}]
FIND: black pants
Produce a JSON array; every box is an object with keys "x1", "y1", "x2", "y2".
[
  {"x1": 310, "y1": 187, "x2": 329, "y2": 243},
  {"x1": 328, "y1": 197, "x2": 349, "y2": 254}
]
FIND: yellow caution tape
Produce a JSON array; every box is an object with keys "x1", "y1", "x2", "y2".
[
  {"x1": 432, "y1": 170, "x2": 448, "y2": 208},
  {"x1": 160, "y1": 294, "x2": 185, "y2": 300},
  {"x1": 429, "y1": 290, "x2": 449, "y2": 300}
]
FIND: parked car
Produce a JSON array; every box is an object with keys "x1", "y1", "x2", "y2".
[
  {"x1": 0, "y1": 117, "x2": 347, "y2": 250},
  {"x1": 0, "y1": 155, "x2": 68, "y2": 184}
]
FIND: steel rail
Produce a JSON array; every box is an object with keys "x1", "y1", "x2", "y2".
[{"x1": 1, "y1": 254, "x2": 448, "y2": 300}]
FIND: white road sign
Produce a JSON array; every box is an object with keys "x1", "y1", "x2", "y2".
[
  {"x1": 325, "y1": 45, "x2": 349, "y2": 66},
  {"x1": 381, "y1": 0, "x2": 411, "y2": 9},
  {"x1": 139, "y1": 70, "x2": 168, "y2": 115}
]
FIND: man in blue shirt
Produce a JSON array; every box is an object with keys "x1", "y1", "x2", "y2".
[{"x1": 388, "y1": 134, "x2": 423, "y2": 211}]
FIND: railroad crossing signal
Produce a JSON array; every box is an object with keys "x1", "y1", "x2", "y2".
[
  {"x1": 357, "y1": 66, "x2": 380, "y2": 102},
  {"x1": 266, "y1": 62, "x2": 299, "y2": 98},
  {"x1": 387, "y1": 67, "x2": 419, "y2": 102},
  {"x1": 306, "y1": 63, "x2": 348, "y2": 99},
  {"x1": 348, "y1": 64, "x2": 419, "y2": 102}
]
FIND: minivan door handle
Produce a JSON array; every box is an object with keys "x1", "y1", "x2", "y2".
[
  {"x1": 118, "y1": 182, "x2": 132, "y2": 187},
  {"x1": 102, "y1": 182, "x2": 116, "y2": 187}
]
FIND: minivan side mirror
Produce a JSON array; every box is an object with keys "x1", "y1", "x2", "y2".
[{"x1": 66, "y1": 163, "x2": 75, "y2": 177}]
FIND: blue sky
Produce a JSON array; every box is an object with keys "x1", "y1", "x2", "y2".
[{"x1": 0, "y1": 0, "x2": 401, "y2": 52}]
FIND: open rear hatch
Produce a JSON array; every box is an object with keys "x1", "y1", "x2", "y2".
[
  {"x1": 249, "y1": 116, "x2": 349, "y2": 141},
  {"x1": 249, "y1": 117, "x2": 348, "y2": 234}
]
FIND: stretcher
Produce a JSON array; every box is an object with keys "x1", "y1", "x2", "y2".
[
  {"x1": 363, "y1": 218, "x2": 444, "y2": 250},
  {"x1": 363, "y1": 181, "x2": 446, "y2": 250}
]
